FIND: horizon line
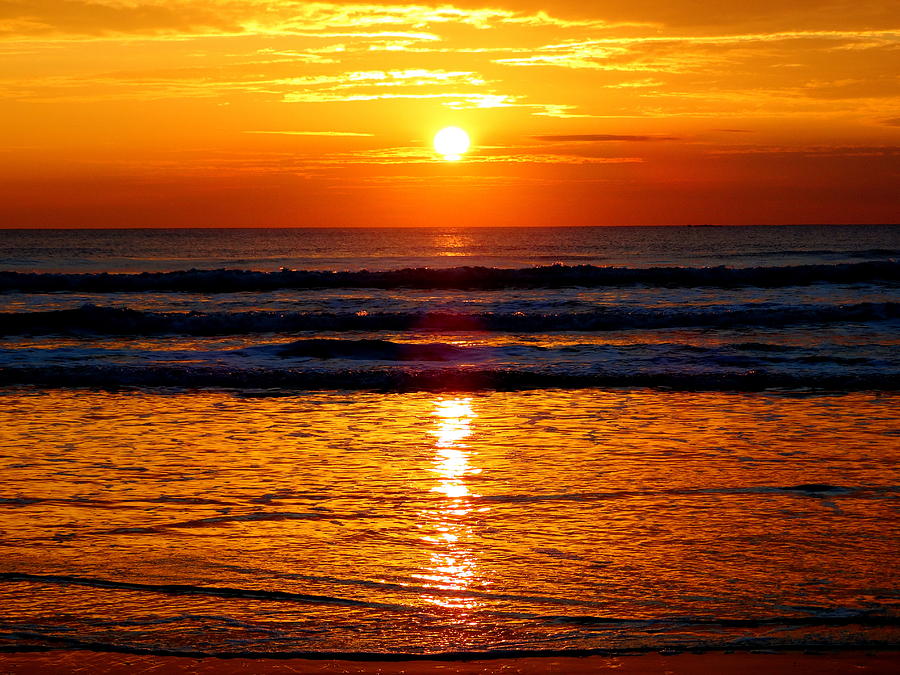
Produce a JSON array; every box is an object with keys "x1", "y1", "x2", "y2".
[{"x1": 1, "y1": 223, "x2": 898, "y2": 231}]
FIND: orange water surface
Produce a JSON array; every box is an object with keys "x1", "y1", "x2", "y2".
[{"x1": 0, "y1": 388, "x2": 897, "y2": 655}]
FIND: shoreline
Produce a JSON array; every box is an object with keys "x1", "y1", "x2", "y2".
[{"x1": 0, "y1": 650, "x2": 898, "y2": 674}]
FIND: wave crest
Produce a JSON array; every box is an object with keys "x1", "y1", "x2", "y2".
[
  {"x1": 3, "y1": 302, "x2": 898, "y2": 336},
  {"x1": 1, "y1": 260, "x2": 897, "y2": 292}
]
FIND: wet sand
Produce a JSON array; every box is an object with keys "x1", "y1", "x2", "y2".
[{"x1": 0, "y1": 651, "x2": 897, "y2": 674}]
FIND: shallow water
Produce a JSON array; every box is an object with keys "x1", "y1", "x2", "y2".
[{"x1": 1, "y1": 388, "x2": 898, "y2": 655}]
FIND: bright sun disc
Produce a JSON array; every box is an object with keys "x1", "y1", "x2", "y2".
[{"x1": 433, "y1": 126, "x2": 470, "y2": 161}]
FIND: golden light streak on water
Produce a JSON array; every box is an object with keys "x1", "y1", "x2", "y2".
[{"x1": 415, "y1": 398, "x2": 481, "y2": 609}]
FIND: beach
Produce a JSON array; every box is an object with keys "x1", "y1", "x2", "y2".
[{"x1": 1, "y1": 650, "x2": 898, "y2": 674}]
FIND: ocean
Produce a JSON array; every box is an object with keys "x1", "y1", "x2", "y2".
[{"x1": 0, "y1": 225, "x2": 898, "y2": 659}]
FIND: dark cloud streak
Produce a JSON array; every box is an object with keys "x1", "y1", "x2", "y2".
[{"x1": 532, "y1": 134, "x2": 679, "y2": 142}]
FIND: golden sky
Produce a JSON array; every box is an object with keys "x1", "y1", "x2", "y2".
[{"x1": 2, "y1": 1, "x2": 898, "y2": 226}]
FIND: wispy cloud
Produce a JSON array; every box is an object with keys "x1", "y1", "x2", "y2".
[
  {"x1": 320, "y1": 146, "x2": 645, "y2": 165},
  {"x1": 280, "y1": 88, "x2": 569, "y2": 116},
  {"x1": 494, "y1": 29, "x2": 900, "y2": 75},
  {"x1": 244, "y1": 131, "x2": 374, "y2": 136},
  {"x1": 279, "y1": 69, "x2": 487, "y2": 89},
  {"x1": 5, "y1": 2, "x2": 896, "y2": 126},
  {"x1": 533, "y1": 134, "x2": 680, "y2": 142},
  {"x1": 0, "y1": 1, "x2": 633, "y2": 41},
  {"x1": 708, "y1": 144, "x2": 900, "y2": 157}
]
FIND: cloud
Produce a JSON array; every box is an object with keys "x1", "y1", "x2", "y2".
[
  {"x1": 280, "y1": 86, "x2": 573, "y2": 117},
  {"x1": 320, "y1": 146, "x2": 645, "y2": 165},
  {"x1": 0, "y1": 1, "x2": 624, "y2": 40},
  {"x1": 0, "y1": 66, "x2": 492, "y2": 103},
  {"x1": 244, "y1": 130, "x2": 374, "y2": 136},
  {"x1": 279, "y1": 69, "x2": 487, "y2": 89},
  {"x1": 803, "y1": 76, "x2": 900, "y2": 100},
  {"x1": 448, "y1": 1, "x2": 899, "y2": 31},
  {"x1": 605, "y1": 78, "x2": 663, "y2": 88},
  {"x1": 0, "y1": 0, "x2": 239, "y2": 39},
  {"x1": 532, "y1": 134, "x2": 679, "y2": 142},
  {"x1": 4, "y1": 1, "x2": 898, "y2": 165},
  {"x1": 493, "y1": 29, "x2": 900, "y2": 74},
  {"x1": 708, "y1": 144, "x2": 900, "y2": 157},
  {"x1": 282, "y1": 90, "x2": 499, "y2": 105}
]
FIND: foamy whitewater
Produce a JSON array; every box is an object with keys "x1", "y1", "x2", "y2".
[{"x1": 0, "y1": 225, "x2": 898, "y2": 658}]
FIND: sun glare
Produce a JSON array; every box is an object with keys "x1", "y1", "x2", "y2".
[{"x1": 433, "y1": 126, "x2": 470, "y2": 161}]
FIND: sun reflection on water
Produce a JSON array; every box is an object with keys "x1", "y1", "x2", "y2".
[
  {"x1": 431, "y1": 231, "x2": 475, "y2": 257},
  {"x1": 414, "y1": 397, "x2": 483, "y2": 610}
]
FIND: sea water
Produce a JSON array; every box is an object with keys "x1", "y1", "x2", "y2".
[{"x1": 0, "y1": 225, "x2": 898, "y2": 657}]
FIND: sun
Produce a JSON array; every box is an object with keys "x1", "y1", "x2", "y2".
[{"x1": 433, "y1": 126, "x2": 470, "y2": 161}]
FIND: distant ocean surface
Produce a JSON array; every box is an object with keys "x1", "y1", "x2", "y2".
[{"x1": 0, "y1": 225, "x2": 898, "y2": 659}]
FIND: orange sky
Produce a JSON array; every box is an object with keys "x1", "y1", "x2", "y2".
[{"x1": 1, "y1": 1, "x2": 898, "y2": 227}]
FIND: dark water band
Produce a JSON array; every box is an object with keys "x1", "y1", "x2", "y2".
[
  {"x1": 3, "y1": 302, "x2": 898, "y2": 336},
  {"x1": 2, "y1": 260, "x2": 897, "y2": 292}
]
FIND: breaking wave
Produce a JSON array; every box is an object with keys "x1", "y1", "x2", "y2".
[
  {"x1": 1, "y1": 260, "x2": 897, "y2": 292},
  {"x1": 3, "y1": 302, "x2": 898, "y2": 336}
]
